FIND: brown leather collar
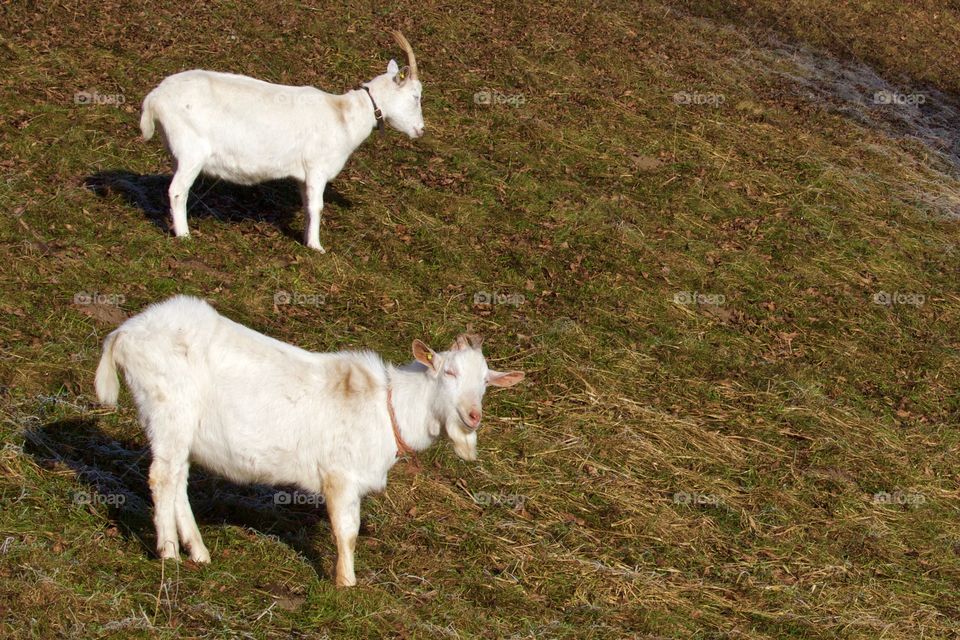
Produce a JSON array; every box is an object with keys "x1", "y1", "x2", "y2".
[{"x1": 359, "y1": 85, "x2": 385, "y2": 133}]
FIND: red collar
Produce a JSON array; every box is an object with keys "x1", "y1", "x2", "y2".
[{"x1": 386, "y1": 383, "x2": 414, "y2": 458}]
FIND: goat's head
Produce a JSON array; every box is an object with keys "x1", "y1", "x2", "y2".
[
  {"x1": 411, "y1": 334, "x2": 524, "y2": 461},
  {"x1": 364, "y1": 30, "x2": 425, "y2": 139}
]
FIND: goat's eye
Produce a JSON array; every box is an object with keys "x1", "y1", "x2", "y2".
[{"x1": 445, "y1": 369, "x2": 457, "y2": 378}]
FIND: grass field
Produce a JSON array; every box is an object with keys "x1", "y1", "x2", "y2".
[{"x1": 2, "y1": 1, "x2": 959, "y2": 638}]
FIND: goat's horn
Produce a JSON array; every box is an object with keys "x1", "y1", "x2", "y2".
[
  {"x1": 450, "y1": 333, "x2": 483, "y2": 351},
  {"x1": 391, "y1": 30, "x2": 418, "y2": 79}
]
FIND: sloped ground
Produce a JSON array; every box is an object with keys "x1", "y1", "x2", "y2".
[{"x1": 1, "y1": 1, "x2": 958, "y2": 638}]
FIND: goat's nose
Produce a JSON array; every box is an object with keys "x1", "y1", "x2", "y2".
[
  {"x1": 468, "y1": 409, "x2": 482, "y2": 427},
  {"x1": 415, "y1": 126, "x2": 425, "y2": 138}
]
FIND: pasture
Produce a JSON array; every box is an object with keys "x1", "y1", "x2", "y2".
[{"x1": 1, "y1": 1, "x2": 958, "y2": 638}]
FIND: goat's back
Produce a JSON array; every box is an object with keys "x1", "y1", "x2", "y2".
[
  {"x1": 108, "y1": 296, "x2": 395, "y2": 489},
  {"x1": 144, "y1": 70, "x2": 347, "y2": 184}
]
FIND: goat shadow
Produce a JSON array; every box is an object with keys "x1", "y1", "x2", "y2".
[
  {"x1": 23, "y1": 417, "x2": 340, "y2": 581},
  {"x1": 83, "y1": 170, "x2": 352, "y2": 242}
]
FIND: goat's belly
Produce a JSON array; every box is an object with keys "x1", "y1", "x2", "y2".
[
  {"x1": 189, "y1": 428, "x2": 313, "y2": 489},
  {"x1": 201, "y1": 154, "x2": 300, "y2": 186}
]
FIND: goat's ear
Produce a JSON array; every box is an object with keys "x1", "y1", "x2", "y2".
[
  {"x1": 387, "y1": 59, "x2": 400, "y2": 77},
  {"x1": 487, "y1": 370, "x2": 525, "y2": 388},
  {"x1": 412, "y1": 339, "x2": 440, "y2": 373}
]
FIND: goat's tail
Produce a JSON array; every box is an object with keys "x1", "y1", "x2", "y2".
[
  {"x1": 95, "y1": 330, "x2": 122, "y2": 407},
  {"x1": 140, "y1": 93, "x2": 156, "y2": 141}
]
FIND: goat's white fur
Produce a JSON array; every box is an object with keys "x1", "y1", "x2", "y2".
[
  {"x1": 94, "y1": 296, "x2": 523, "y2": 586},
  {"x1": 140, "y1": 31, "x2": 424, "y2": 252}
]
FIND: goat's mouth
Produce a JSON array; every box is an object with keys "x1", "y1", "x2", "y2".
[{"x1": 456, "y1": 411, "x2": 479, "y2": 432}]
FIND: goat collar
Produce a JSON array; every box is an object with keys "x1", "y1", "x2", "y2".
[
  {"x1": 386, "y1": 380, "x2": 414, "y2": 458},
  {"x1": 359, "y1": 85, "x2": 385, "y2": 133}
]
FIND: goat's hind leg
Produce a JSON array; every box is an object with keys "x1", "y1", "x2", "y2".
[
  {"x1": 146, "y1": 407, "x2": 197, "y2": 561},
  {"x1": 167, "y1": 153, "x2": 204, "y2": 238},
  {"x1": 174, "y1": 461, "x2": 210, "y2": 563},
  {"x1": 149, "y1": 456, "x2": 184, "y2": 560}
]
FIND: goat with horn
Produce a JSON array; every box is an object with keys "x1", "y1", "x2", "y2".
[{"x1": 140, "y1": 30, "x2": 425, "y2": 252}]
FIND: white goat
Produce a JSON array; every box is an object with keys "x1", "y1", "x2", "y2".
[
  {"x1": 94, "y1": 296, "x2": 524, "y2": 586},
  {"x1": 140, "y1": 31, "x2": 424, "y2": 252}
]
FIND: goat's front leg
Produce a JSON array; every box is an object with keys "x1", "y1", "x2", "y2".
[
  {"x1": 300, "y1": 176, "x2": 327, "y2": 252},
  {"x1": 324, "y1": 477, "x2": 361, "y2": 587}
]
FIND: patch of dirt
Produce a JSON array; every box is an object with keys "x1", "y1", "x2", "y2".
[
  {"x1": 727, "y1": 32, "x2": 960, "y2": 218},
  {"x1": 163, "y1": 257, "x2": 234, "y2": 282},
  {"x1": 72, "y1": 302, "x2": 128, "y2": 325},
  {"x1": 754, "y1": 38, "x2": 960, "y2": 171},
  {"x1": 259, "y1": 582, "x2": 307, "y2": 612},
  {"x1": 629, "y1": 154, "x2": 665, "y2": 172}
]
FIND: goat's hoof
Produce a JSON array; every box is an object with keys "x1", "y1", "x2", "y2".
[
  {"x1": 157, "y1": 538, "x2": 180, "y2": 560},
  {"x1": 336, "y1": 575, "x2": 357, "y2": 588},
  {"x1": 189, "y1": 549, "x2": 211, "y2": 564},
  {"x1": 307, "y1": 243, "x2": 326, "y2": 253}
]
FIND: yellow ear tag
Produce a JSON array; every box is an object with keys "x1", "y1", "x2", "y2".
[
  {"x1": 398, "y1": 71, "x2": 405, "y2": 81},
  {"x1": 426, "y1": 352, "x2": 432, "y2": 360}
]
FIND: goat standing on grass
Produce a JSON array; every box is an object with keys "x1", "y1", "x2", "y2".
[
  {"x1": 94, "y1": 296, "x2": 524, "y2": 586},
  {"x1": 140, "y1": 30, "x2": 424, "y2": 252}
]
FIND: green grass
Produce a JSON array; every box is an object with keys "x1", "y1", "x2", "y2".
[{"x1": 2, "y1": 0, "x2": 960, "y2": 638}]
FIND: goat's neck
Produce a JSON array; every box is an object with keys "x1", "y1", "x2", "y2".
[
  {"x1": 341, "y1": 88, "x2": 381, "y2": 151},
  {"x1": 387, "y1": 365, "x2": 441, "y2": 452}
]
